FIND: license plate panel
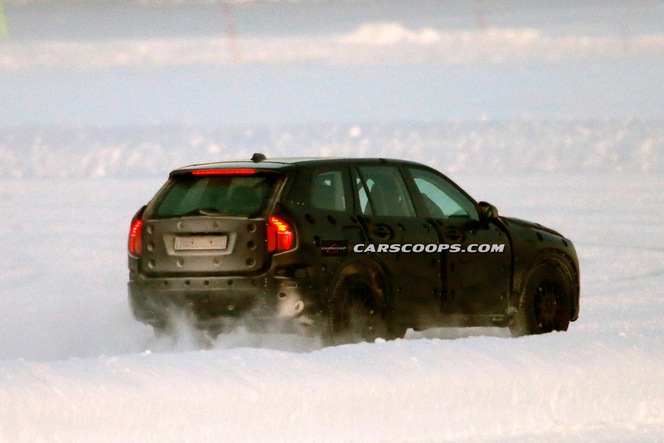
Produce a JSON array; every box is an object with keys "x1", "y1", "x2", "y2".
[{"x1": 174, "y1": 235, "x2": 228, "y2": 251}]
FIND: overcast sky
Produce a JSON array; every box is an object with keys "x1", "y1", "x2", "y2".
[{"x1": 1, "y1": 0, "x2": 663, "y2": 126}]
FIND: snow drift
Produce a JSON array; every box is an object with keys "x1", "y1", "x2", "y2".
[{"x1": 0, "y1": 120, "x2": 662, "y2": 179}]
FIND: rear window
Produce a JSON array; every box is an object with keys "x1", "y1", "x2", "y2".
[{"x1": 147, "y1": 173, "x2": 282, "y2": 219}]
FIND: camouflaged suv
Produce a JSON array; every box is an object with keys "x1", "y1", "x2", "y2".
[{"x1": 128, "y1": 154, "x2": 580, "y2": 343}]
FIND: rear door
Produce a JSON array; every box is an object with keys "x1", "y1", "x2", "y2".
[
  {"x1": 352, "y1": 164, "x2": 442, "y2": 324},
  {"x1": 140, "y1": 170, "x2": 283, "y2": 276},
  {"x1": 404, "y1": 166, "x2": 511, "y2": 317},
  {"x1": 286, "y1": 165, "x2": 366, "y2": 274}
]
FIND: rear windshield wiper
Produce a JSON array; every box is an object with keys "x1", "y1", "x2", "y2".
[{"x1": 181, "y1": 208, "x2": 224, "y2": 217}]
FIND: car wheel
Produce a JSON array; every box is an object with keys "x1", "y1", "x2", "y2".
[
  {"x1": 324, "y1": 274, "x2": 389, "y2": 346},
  {"x1": 511, "y1": 258, "x2": 573, "y2": 336}
]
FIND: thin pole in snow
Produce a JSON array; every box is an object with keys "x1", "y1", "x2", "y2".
[
  {"x1": 0, "y1": 0, "x2": 9, "y2": 40},
  {"x1": 221, "y1": 2, "x2": 241, "y2": 63}
]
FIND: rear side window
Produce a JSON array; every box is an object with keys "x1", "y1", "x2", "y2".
[
  {"x1": 310, "y1": 170, "x2": 347, "y2": 212},
  {"x1": 147, "y1": 174, "x2": 282, "y2": 219}
]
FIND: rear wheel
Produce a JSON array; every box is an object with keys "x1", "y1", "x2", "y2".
[
  {"x1": 511, "y1": 258, "x2": 573, "y2": 336},
  {"x1": 324, "y1": 274, "x2": 389, "y2": 346}
]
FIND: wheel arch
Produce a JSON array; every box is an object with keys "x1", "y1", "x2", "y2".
[
  {"x1": 512, "y1": 248, "x2": 580, "y2": 322},
  {"x1": 326, "y1": 256, "x2": 391, "y2": 314},
  {"x1": 322, "y1": 256, "x2": 398, "y2": 345}
]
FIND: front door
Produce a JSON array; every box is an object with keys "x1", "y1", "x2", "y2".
[{"x1": 404, "y1": 166, "x2": 511, "y2": 319}]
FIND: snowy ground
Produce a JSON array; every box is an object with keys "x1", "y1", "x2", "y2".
[{"x1": 0, "y1": 171, "x2": 662, "y2": 442}]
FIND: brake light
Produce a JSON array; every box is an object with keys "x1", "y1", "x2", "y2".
[
  {"x1": 192, "y1": 169, "x2": 255, "y2": 176},
  {"x1": 128, "y1": 219, "x2": 144, "y2": 255},
  {"x1": 267, "y1": 216, "x2": 294, "y2": 252}
]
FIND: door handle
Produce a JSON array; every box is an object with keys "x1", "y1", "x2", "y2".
[
  {"x1": 371, "y1": 223, "x2": 394, "y2": 239},
  {"x1": 444, "y1": 228, "x2": 465, "y2": 243}
]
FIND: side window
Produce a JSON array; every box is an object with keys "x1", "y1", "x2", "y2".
[
  {"x1": 408, "y1": 168, "x2": 478, "y2": 220},
  {"x1": 357, "y1": 165, "x2": 416, "y2": 217},
  {"x1": 310, "y1": 170, "x2": 347, "y2": 212}
]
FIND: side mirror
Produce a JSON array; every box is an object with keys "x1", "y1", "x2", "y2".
[{"x1": 477, "y1": 201, "x2": 499, "y2": 223}]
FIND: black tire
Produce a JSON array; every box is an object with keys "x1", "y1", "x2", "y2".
[
  {"x1": 511, "y1": 258, "x2": 573, "y2": 336},
  {"x1": 324, "y1": 274, "x2": 389, "y2": 346}
]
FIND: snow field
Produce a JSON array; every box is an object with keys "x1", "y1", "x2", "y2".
[
  {"x1": 0, "y1": 171, "x2": 662, "y2": 441},
  {"x1": 1, "y1": 333, "x2": 662, "y2": 442}
]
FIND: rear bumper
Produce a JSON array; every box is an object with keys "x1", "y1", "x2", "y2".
[{"x1": 128, "y1": 272, "x2": 321, "y2": 334}]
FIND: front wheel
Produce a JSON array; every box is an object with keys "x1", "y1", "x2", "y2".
[{"x1": 511, "y1": 258, "x2": 574, "y2": 336}]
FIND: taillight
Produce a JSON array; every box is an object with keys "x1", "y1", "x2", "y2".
[
  {"x1": 267, "y1": 215, "x2": 294, "y2": 252},
  {"x1": 128, "y1": 219, "x2": 144, "y2": 255}
]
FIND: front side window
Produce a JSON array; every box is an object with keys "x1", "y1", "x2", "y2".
[
  {"x1": 356, "y1": 165, "x2": 416, "y2": 217},
  {"x1": 148, "y1": 174, "x2": 282, "y2": 218},
  {"x1": 408, "y1": 168, "x2": 478, "y2": 220}
]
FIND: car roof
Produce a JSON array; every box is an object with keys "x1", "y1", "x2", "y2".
[{"x1": 170, "y1": 155, "x2": 429, "y2": 176}]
